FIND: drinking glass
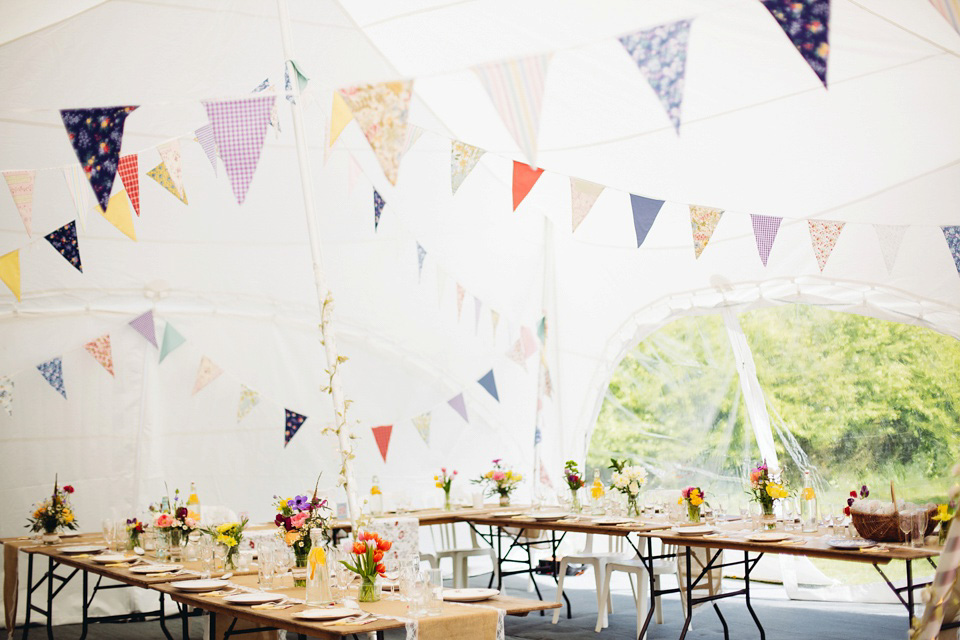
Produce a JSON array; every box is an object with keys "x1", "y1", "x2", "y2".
[
  {"x1": 748, "y1": 503, "x2": 760, "y2": 531},
  {"x1": 407, "y1": 573, "x2": 429, "y2": 617},
  {"x1": 398, "y1": 555, "x2": 421, "y2": 602},
  {"x1": 425, "y1": 567, "x2": 443, "y2": 616},
  {"x1": 913, "y1": 510, "x2": 929, "y2": 548},
  {"x1": 832, "y1": 506, "x2": 846, "y2": 535},
  {"x1": 257, "y1": 540, "x2": 276, "y2": 590},
  {"x1": 199, "y1": 537, "x2": 216, "y2": 579},
  {"x1": 275, "y1": 545, "x2": 294, "y2": 585},
  {"x1": 327, "y1": 548, "x2": 345, "y2": 602},
  {"x1": 101, "y1": 519, "x2": 116, "y2": 548},
  {"x1": 739, "y1": 504, "x2": 750, "y2": 523},
  {"x1": 898, "y1": 511, "x2": 913, "y2": 546}
]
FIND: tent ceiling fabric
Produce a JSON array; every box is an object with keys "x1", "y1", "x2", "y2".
[{"x1": 0, "y1": 0, "x2": 958, "y2": 511}]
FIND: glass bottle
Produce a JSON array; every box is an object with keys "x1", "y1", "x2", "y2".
[
  {"x1": 370, "y1": 476, "x2": 383, "y2": 515},
  {"x1": 590, "y1": 470, "x2": 605, "y2": 514},
  {"x1": 800, "y1": 471, "x2": 818, "y2": 533},
  {"x1": 187, "y1": 481, "x2": 201, "y2": 522},
  {"x1": 305, "y1": 529, "x2": 333, "y2": 605}
]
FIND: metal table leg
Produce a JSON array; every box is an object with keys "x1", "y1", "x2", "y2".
[
  {"x1": 21, "y1": 554, "x2": 33, "y2": 640},
  {"x1": 45, "y1": 557, "x2": 53, "y2": 640},
  {"x1": 744, "y1": 550, "x2": 764, "y2": 639},
  {"x1": 678, "y1": 546, "x2": 693, "y2": 640},
  {"x1": 181, "y1": 602, "x2": 191, "y2": 640}
]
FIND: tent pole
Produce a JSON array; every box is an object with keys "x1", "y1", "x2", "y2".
[{"x1": 277, "y1": 0, "x2": 361, "y2": 534}]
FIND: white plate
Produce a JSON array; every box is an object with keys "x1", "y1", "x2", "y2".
[
  {"x1": 493, "y1": 510, "x2": 524, "y2": 517},
  {"x1": 442, "y1": 588, "x2": 500, "y2": 602},
  {"x1": 60, "y1": 532, "x2": 82, "y2": 538},
  {"x1": 90, "y1": 554, "x2": 135, "y2": 564},
  {"x1": 528, "y1": 512, "x2": 568, "y2": 521},
  {"x1": 128, "y1": 564, "x2": 182, "y2": 574},
  {"x1": 670, "y1": 526, "x2": 715, "y2": 536},
  {"x1": 223, "y1": 592, "x2": 285, "y2": 606},
  {"x1": 60, "y1": 545, "x2": 107, "y2": 554},
  {"x1": 292, "y1": 608, "x2": 361, "y2": 621},
  {"x1": 746, "y1": 532, "x2": 792, "y2": 543},
  {"x1": 827, "y1": 538, "x2": 876, "y2": 549},
  {"x1": 594, "y1": 518, "x2": 633, "y2": 526},
  {"x1": 169, "y1": 579, "x2": 229, "y2": 592}
]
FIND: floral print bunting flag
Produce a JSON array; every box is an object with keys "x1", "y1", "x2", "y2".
[
  {"x1": 44, "y1": 221, "x2": 82, "y2": 272},
  {"x1": 760, "y1": 0, "x2": 831, "y2": 86},
  {"x1": 338, "y1": 81, "x2": 413, "y2": 186},
  {"x1": 37, "y1": 357, "x2": 66, "y2": 399},
  {"x1": 84, "y1": 334, "x2": 114, "y2": 377},
  {"x1": 808, "y1": 219, "x2": 845, "y2": 271},
  {"x1": 689, "y1": 205, "x2": 725, "y2": 258},
  {"x1": 192, "y1": 356, "x2": 223, "y2": 395},
  {"x1": 60, "y1": 106, "x2": 138, "y2": 211},
  {"x1": 285, "y1": 409, "x2": 307, "y2": 447},
  {"x1": 451, "y1": 141, "x2": 486, "y2": 195},
  {"x1": 0, "y1": 376, "x2": 11, "y2": 416},
  {"x1": 237, "y1": 384, "x2": 260, "y2": 422},
  {"x1": 3, "y1": 170, "x2": 35, "y2": 236},
  {"x1": 942, "y1": 226, "x2": 960, "y2": 276},
  {"x1": 620, "y1": 20, "x2": 693, "y2": 133}
]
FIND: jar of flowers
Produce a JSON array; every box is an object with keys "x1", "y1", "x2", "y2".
[
  {"x1": 563, "y1": 461, "x2": 586, "y2": 513},
  {"x1": 608, "y1": 458, "x2": 647, "y2": 516},
  {"x1": 435, "y1": 468, "x2": 458, "y2": 511},
  {"x1": 473, "y1": 459, "x2": 522, "y2": 506},
  {"x1": 748, "y1": 461, "x2": 788, "y2": 529},
  {"x1": 27, "y1": 478, "x2": 77, "y2": 544},
  {"x1": 680, "y1": 487, "x2": 707, "y2": 523},
  {"x1": 125, "y1": 518, "x2": 145, "y2": 550},
  {"x1": 200, "y1": 518, "x2": 249, "y2": 570},
  {"x1": 340, "y1": 531, "x2": 392, "y2": 603},
  {"x1": 274, "y1": 488, "x2": 331, "y2": 587},
  {"x1": 933, "y1": 501, "x2": 956, "y2": 545}
]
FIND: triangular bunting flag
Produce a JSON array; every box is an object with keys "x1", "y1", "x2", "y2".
[
  {"x1": 474, "y1": 296, "x2": 482, "y2": 334},
  {"x1": 284, "y1": 409, "x2": 307, "y2": 447},
  {"x1": 202, "y1": 95, "x2": 275, "y2": 204},
  {"x1": 941, "y1": 226, "x2": 960, "y2": 276},
  {"x1": 474, "y1": 54, "x2": 552, "y2": 166},
  {"x1": 451, "y1": 141, "x2": 486, "y2": 195},
  {"x1": 631, "y1": 195, "x2": 665, "y2": 248},
  {"x1": 84, "y1": 334, "x2": 114, "y2": 377},
  {"x1": 930, "y1": 0, "x2": 960, "y2": 34},
  {"x1": 760, "y1": 0, "x2": 831, "y2": 86},
  {"x1": 157, "y1": 140, "x2": 184, "y2": 197},
  {"x1": 513, "y1": 161, "x2": 544, "y2": 211},
  {"x1": 570, "y1": 178, "x2": 604, "y2": 232},
  {"x1": 416, "y1": 243, "x2": 427, "y2": 282},
  {"x1": 0, "y1": 250, "x2": 21, "y2": 301},
  {"x1": 506, "y1": 339, "x2": 527, "y2": 369},
  {"x1": 874, "y1": 224, "x2": 907, "y2": 273},
  {"x1": 44, "y1": 221, "x2": 82, "y2": 273},
  {"x1": 3, "y1": 170, "x2": 35, "y2": 236},
  {"x1": 491, "y1": 310, "x2": 500, "y2": 338},
  {"x1": 237, "y1": 384, "x2": 260, "y2": 422},
  {"x1": 537, "y1": 316, "x2": 546, "y2": 343},
  {"x1": 619, "y1": 20, "x2": 692, "y2": 132},
  {"x1": 447, "y1": 393, "x2": 469, "y2": 423},
  {"x1": 689, "y1": 205, "x2": 725, "y2": 258},
  {"x1": 521, "y1": 326, "x2": 538, "y2": 359},
  {"x1": 284, "y1": 59, "x2": 309, "y2": 103},
  {"x1": 0, "y1": 376, "x2": 12, "y2": 416},
  {"x1": 37, "y1": 357, "x2": 66, "y2": 399},
  {"x1": 117, "y1": 155, "x2": 140, "y2": 216},
  {"x1": 329, "y1": 92, "x2": 353, "y2": 148},
  {"x1": 478, "y1": 370, "x2": 500, "y2": 402},
  {"x1": 60, "y1": 106, "x2": 138, "y2": 211},
  {"x1": 456, "y1": 283, "x2": 465, "y2": 320},
  {"x1": 195, "y1": 124, "x2": 218, "y2": 175},
  {"x1": 98, "y1": 189, "x2": 137, "y2": 240},
  {"x1": 541, "y1": 360, "x2": 554, "y2": 398},
  {"x1": 338, "y1": 81, "x2": 414, "y2": 185},
  {"x1": 192, "y1": 356, "x2": 223, "y2": 395},
  {"x1": 63, "y1": 165, "x2": 91, "y2": 231},
  {"x1": 750, "y1": 214, "x2": 783, "y2": 267},
  {"x1": 160, "y1": 323, "x2": 186, "y2": 363},
  {"x1": 251, "y1": 78, "x2": 281, "y2": 135},
  {"x1": 807, "y1": 219, "x2": 845, "y2": 271},
  {"x1": 373, "y1": 189, "x2": 385, "y2": 231},
  {"x1": 147, "y1": 162, "x2": 188, "y2": 204},
  {"x1": 129, "y1": 310, "x2": 157, "y2": 348},
  {"x1": 371, "y1": 425, "x2": 393, "y2": 462},
  {"x1": 400, "y1": 124, "x2": 424, "y2": 160},
  {"x1": 412, "y1": 413, "x2": 431, "y2": 445}
]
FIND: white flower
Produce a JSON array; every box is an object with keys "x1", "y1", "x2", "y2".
[{"x1": 628, "y1": 482, "x2": 640, "y2": 494}]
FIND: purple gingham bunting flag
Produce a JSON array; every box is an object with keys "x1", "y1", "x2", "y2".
[
  {"x1": 195, "y1": 124, "x2": 218, "y2": 176},
  {"x1": 202, "y1": 95, "x2": 275, "y2": 205},
  {"x1": 447, "y1": 393, "x2": 469, "y2": 423},
  {"x1": 750, "y1": 214, "x2": 783, "y2": 267},
  {"x1": 129, "y1": 310, "x2": 158, "y2": 348}
]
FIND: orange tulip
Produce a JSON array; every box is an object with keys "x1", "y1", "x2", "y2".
[
  {"x1": 377, "y1": 538, "x2": 392, "y2": 552},
  {"x1": 373, "y1": 550, "x2": 384, "y2": 563},
  {"x1": 375, "y1": 563, "x2": 386, "y2": 576},
  {"x1": 361, "y1": 531, "x2": 378, "y2": 542},
  {"x1": 352, "y1": 541, "x2": 367, "y2": 555},
  {"x1": 284, "y1": 530, "x2": 300, "y2": 546}
]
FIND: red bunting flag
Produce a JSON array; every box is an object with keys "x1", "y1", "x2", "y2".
[
  {"x1": 512, "y1": 161, "x2": 544, "y2": 211},
  {"x1": 372, "y1": 425, "x2": 393, "y2": 462}
]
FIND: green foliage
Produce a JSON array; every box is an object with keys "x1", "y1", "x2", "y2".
[{"x1": 587, "y1": 306, "x2": 960, "y2": 506}]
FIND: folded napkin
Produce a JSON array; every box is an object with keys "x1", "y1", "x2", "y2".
[
  {"x1": 105, "y1": 562, "x2": 132, "y2": 568},
  {"x1": 69, "y1": 554, "x2": 93, "y2": 559},
  {"x1": 251, "y1": 603, "x2": 292, "y2": 610},
  {"x1": 860, "y1": 546, "x2": 889, "y2": 553}
]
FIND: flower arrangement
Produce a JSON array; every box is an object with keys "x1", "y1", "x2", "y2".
[
  {"x1": 934, "y1": 501, "x2": 957, "y2": 545},
  {"x1": 27, "y1": 478, "x2": 77, "y2": 540},
  {"x1": 340, "y1": 531, "x2": 392, "y2": 602},
  {"x1": 747, "y1": 461, "x2": 788, "y2": 518},
  {"x1": 273, "y1": 481, "x2": 332, "y2": 585},
  {"x1": 200, "y1": 518, "x2": 249, "y2": 570},
  {"x1": 473, "y1": 459, "x2": 522, "y2": 506},
  {"x1": 680, "y1": 487, "x2": 707, "y2": 523},
  {"x1": 563, "y1": 460, "x2": 586, "y2": 512},
  {"x1": 608, "y1": 458, "x2": 647, "y2": 516},
  {"x1": 150, "y1": 490, "x2": 198, "y2": 559},
  {"x1": 435, "y1": 468, "x2": 458, "y2": 511},
  {"x1": 843, "y1": 484, "x2": 870, "y2": 517},
  {"x1": 125, "y1": 518, "x2": 145, "y2": 549}
]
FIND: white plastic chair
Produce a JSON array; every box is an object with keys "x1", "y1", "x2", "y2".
[
  {"x1": 430, "y1": 522, "x2": 498, "y2": 588},
  {"x1": 595, "y1": 540, "x2": 681, "y2": 637},
  {"x1": 552, "y1": 534, "x2": 630, "y2": 626}
]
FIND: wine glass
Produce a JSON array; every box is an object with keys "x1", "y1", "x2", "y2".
[
  {"x1": 898, "y1": 511, "x2": 913, "y2": 546},
  {"x1": 913, "y1": 510, "x2": 929, "y2": 548},
  {"x1": 101, "y1": 519, "x2": 116, "y2": 547},
  {"x1": 782, "y1": 501, "x2": 794, "y2": 532}
]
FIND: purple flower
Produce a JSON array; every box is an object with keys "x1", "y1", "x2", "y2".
[
  {"x1": 860, "y1": 485, "x2": 869, "y2": 499},
  {"x1": 287, "y1": 495, "x2": 310, "y2": 511},
  {"x1": 847, "y1": 497, "x2": 855, "y2": 507}
]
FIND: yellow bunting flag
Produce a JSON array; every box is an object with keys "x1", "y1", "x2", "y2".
[
  {"x1": 98, "y1": 190, "x2": 137, "y2": 241},
  {"x1": 147, "y1": 162, "x2": 188, "y2": 205},
  {"x1": 329, "y1": 92, "x2": 353, "y2": 148},
  {"x1": 0, "y1": 250, "x2": 20, "y2": 301}
]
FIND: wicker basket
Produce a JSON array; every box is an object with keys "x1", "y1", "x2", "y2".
[{"x1": 850, "y1": 505, "x2": 938, "y2": 542}]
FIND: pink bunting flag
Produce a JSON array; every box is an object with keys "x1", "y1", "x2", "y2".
[
  {"x1": 84, "y1": 334, "x2": 115, "y2": 377},
  {"x1": 447, "y1": 393, "x2": 469, "y2": 423},
  {"x1": 506, "y1": 339, "x2": 527, "y2": 369},
  {"x1": 807, "y1": 219, "x2": 845, "y2": 271},
  {"x1": 3, "y1": 170, "x2": 35, "y2": 236},
  {"x1": 157, "y1": 139, "x2": 184, "y2": 197},
  {"x1": 202, "y1": 95, "x2": 276, "y2": 205},
  {"x1": 192, "y1": 356, "x2": 223, "y2": 395},
  {"x1": 372, "y1": 424, "x2": 393, "y2": 462},
  {"x1": 129, "y1": 310, "x2": 157, "y2": 348},
  {"x1": 456, "y1": 283, "x2": 465, "y2": 320},
  {"x1": 117, "y1": 155, "x2": 140, "y2": 216},
  {"x1": 750, "y1": 214, "x2": 782, "y2": 267}
]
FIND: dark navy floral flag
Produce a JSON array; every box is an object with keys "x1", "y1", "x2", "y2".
[
  {"x1": 374, "y1": 189, "x2": 385, "y2": 231},
  {"x1": 44, "y1": 220, "x2": 82, "y2": 273},
  {"x1": 284, "y1": 409, "x2": 307, "y2": 447},
  {"x1": 59, "y1": 106, "x2": 138, "y2": 211},
  {"x1": 619, "y1": 20, "x2": 692, "y2": 133},
  {"x1": 760, "y1": 0, "x2": 831, "y2": 87}
]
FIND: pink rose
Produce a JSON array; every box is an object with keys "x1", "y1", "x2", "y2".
[
  {"x1": 291, "y1": 512, "x2": 309, "y2": 528},
  {"x1": 155, "y1": 513, "x2": 173, "y2": 528},
  {"x1": 184, "y1": 517, "x2": 196, "y2": 528},
  {"x1": 492, "y1": 471, "x2": 506, "y2": 482}
]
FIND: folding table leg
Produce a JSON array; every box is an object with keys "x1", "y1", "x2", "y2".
[
  {"x1": 45, "y1": 557, "x2": 54, "y2": 640},
  {"x1": 21, "y1": 554, "x2": 33, "y2": 640}
]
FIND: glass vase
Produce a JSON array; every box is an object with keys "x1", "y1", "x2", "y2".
[
  {"x1": 443, "y1": 490, "x2": 452, "y2": 512},
  {"x1": 41, "y1": 531, "x2": 61, "y2": 545},
  {"x1": 570, "y1": 489, "x2": 581, "y2": 513},
  {"x1": 358, "y1": 575, "x2": 381, "y2": 603},
  {"x1": 499, "y1": 494, "x2": 510, "y2": 507},
  {"x1": 293, "y1": 544, "x2": 310, "y2": 587},
  {"x1": 761, "y1": 503, "x2": 777, "y2": 530},
  {"x1": 155, "y1": 529, "x2": 171, "y2": 559},
  {"x1": 687, "y1": 504, "x2": 701, "y2": 523},
  {"x1": 626, "y1": 495, "x2": 640, "y2": 517},
  {"x1": 168, "y1": 529, "x2": 185, "y2": 561}
]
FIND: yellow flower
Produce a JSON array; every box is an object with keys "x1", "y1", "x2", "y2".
[
  {"x1": 484, "y1": 471, "x2": 493, "y2": 479},
  {"x1": 435, "y1": 482, "x2": 444, "y2": 488},
  {"x1": 933, "y1": 504, "x2": 953, "y2": 522},
  {"x1": 515, "y1": 474, "x2": 522, "y2": 481},
  {"x1": 216, "y1": 534, "x2": 238, "y2": 547},
  {"x1": 690, "y1": 495, "x2": 704, "y2": 507},
  {"x1": 802, "y1": 487, "x2": 815, "y2": 501},
  {"x1": 217, "y1": 522, "x2": 239, "y2": 534},
  {"x1": 766, "y1": 483, "x2": 787, "y2": 500},
  {"x1": 505, "y1": 471, "x2": 513, "y2": 479},
  {"x1": 678, "y1": 498, "x2": 683, "y2": 505}
]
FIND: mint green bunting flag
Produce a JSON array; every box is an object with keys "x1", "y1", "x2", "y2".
[{"x1": 159, "y1": 323, "x2": 186, "y2": 363}]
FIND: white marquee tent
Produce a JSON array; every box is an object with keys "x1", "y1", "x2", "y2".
[{"x1": 1, "y1": 0, "x2": 959, "y2": 582}]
